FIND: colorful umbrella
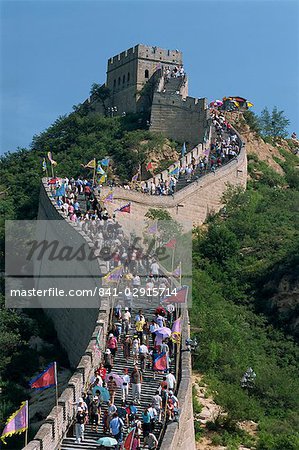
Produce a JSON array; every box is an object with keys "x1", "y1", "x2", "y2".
[
  {"x1": 92, "y1": 386, "x2": 110, "y2": 402},
  {"x1": 154, "y1": 327, "x2": 172, "y2": 337},
  {"x1": 48, "y1": 178, "x2": 60, "y2": 185},
  {"x1": 155, "y1": 306, "x2": 166, "y2": 316},
  {"x1": 97, "y1": 436, "x2": 118, "y2": 447},
  {"x1": 105, "y1": 372, "x2": 123, "y2": 387}
]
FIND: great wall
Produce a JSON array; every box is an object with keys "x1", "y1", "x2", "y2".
[{"x1": 23, "y1": 44, "x2": 247, "y2": 450}]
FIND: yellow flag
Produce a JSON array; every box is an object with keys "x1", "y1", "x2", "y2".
[
  {"x1": 98, "y1": 174, "x2": 107, "y2": 184},
  {"x1": 83, "y1": 159, "x2": 96, "y2": 169},
  {"x1": 47, "y1": 151, "x2": 57, "y2": 166}
]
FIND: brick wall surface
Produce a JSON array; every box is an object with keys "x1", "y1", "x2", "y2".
[
  {"x1": 103, "y1": 143, "x2": 247, "y2": 232},
  {"x1": 22, "y1": 181, "x2": 110, "y2": 450},
  {"x1": 150, "y1": 93, "x2": 209, "y2": 147}
]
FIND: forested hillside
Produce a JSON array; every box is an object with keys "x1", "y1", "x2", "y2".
[
  {"x1": 1, "y1": 108, "x2": 299, "y2": 449},
  {"x1": 191, "y1": 136, "x2": 299, "y2": 449},
  {"x1": 0, "y1": 110, "x2": 178, "y2": 448}
]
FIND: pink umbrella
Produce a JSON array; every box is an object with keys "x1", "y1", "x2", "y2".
[
  {"x1": 105, "y1": 372, "x2": 123, "y2": 387},
  {"x1": 154, "y1": 327, "x2": 172, "y2": 338}
]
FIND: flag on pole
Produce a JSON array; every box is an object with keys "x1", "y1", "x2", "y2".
[
  {"x1": 98, "y1": 174, "x2": 107, "y2": 184},
  {"x1": 47, "y1": 152, "x2": 57, "y2": 166},
  {"x1": 124, "y1": 427, "x2": 135, "y2": 450},
  {"x1": 164, "y1": 238, "x2": 176, "y2": 248},
  {"x1": 169, "y1": 167, "x2": 180, "y2": 176},
  {"x1": 131, "y1": 173, "x2": 139, "y2": 182},
  {"x1": 81, "y1": 159, "x2": 96, "y2": 169},
  {"x1": 147, "y1": 222, "x2": 158, "y2": 234},
  {"x1": 100, "y1": 157, "x2": 110, "y2": 167},
  {"x1": 103, "y1": 265, "x2": 124, "y2": 283},
  {"x1": 29, "y1": 362, "x2": 56, "y2": 390},
  {"x1": 103, "y1": 191, "x2": 113, "y2": 203},
  {"x1": 181, "y1": 142, "x2": 186, "y2": 156},
  {"x1": 96, "y1": 163, "x2": 106, "y2": 175},
  {"x1": 115, "y1": 203, "x2": 131, "y2": 213},
  {"x1": 172, "y1": 263, "x2": 181, "y2": 278},
  {"x1": 146, "y1": 162, "x2": 153, "y2": 171},
  {"x1": 0, "y1": 401, "x2": 28, "y2": 444},
  {"x1": 171, "y1": 317, "x2": 182, "y2": 344},
  {"x1": 42, "y1": 158, "x2": 47, "y2": 172},
  {"x1": 153, "y1": 352, "x2": 168, "y2": 371},
  {"x1": 161, "y1": 285, "x2": 189, "y2": 304}
]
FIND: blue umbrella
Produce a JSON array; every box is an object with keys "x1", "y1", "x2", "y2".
[
  {"x1": 97, "y1": 436, "x2": 118, "y2": 447},
  {"x1": 92, "y1": 386, "x2": 110, "y2": 402}
]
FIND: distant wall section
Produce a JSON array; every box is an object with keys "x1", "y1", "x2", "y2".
[
  {"x1": 37, "y1": 182, "x2": 106, "y2": 368},
  {"x1": 150, "y1": 94, "x2": 209, "y2": 147},
  {"x1": 102, "y1": 142, "x2": 247, "y2": 231}
]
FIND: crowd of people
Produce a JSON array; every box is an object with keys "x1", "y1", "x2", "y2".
[
  {"x1": 49, "y1": 177, "x2": 181, "y2": 449},
  {"x1": 118, "y1": 110, "x2": 242, "y2": 197},
  {"x1": 163, "y1": 64, "x2": 185, "y2": 79},
  {"x1": 73, "y1": 304, "x2": 179, "y2": 449}
]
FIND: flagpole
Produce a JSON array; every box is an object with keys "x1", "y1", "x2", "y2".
[
  {"x1": 25, "y1": 400, "x2": 29, "y2": 447},
  {"x1": 179, "y1": 261, "x2": 182, "y2": 287},
  {"x1": 93, "y1": 158, "x2": 96, "y2": 186},
  {"x1": 171, "y1": 246, "x2": 175, "y2": 272},
  {"x1": 51, "y1": 161, "x2": 54, "y2": 179},
  {"x1": 54, "y1": 362, "x2": 58, "y2": 409},
  {"x1": 130, "y1": 427, "x2": 135, "y2": 450},
  {"x1": 176, "y1": 338, "x2": 181, "y2": 380}
]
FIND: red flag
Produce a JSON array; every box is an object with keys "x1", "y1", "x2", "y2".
[
  {"x1": 153, "y1": 352, "x2": 168, "y2": 371},
  {"x1": 29, "y1": 362, "x2": 56, "y2": 390},
  {"x1": 164, "y1": 238, "x2": 176, "y2": 248},
  {"x1": 146, "y1": 162, "x2": 153, "y2": 171},
  {"x1": 115, "y1": 203, "x2": 131, "y2": 213},
  {"x1": 124, "y1": 428, "x2": 135, "y2": 450},
  {"x1": 162, "y1": 286, "x2": 189, "y2": 304}
]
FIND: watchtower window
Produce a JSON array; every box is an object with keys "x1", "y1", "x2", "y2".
[
  {"x1": 123, "y1": 74, "x2": 126, "y2": 84},
  {"x1": 127, "y1": 72, "x2": 130, "y2": 82},
  {"x1": 118, "y1": 77, "x2": 121, "y2": 86},
  {"x1": 145, "y1": 69, "x2": 149, "y2": 79},
  {"x1": 113, "y1": 79, "x2": 116, "y2": 89}
]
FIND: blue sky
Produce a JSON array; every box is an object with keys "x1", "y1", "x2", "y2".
[{"x1": 0, "y1": 0, "x2": 298, "y2": 155}]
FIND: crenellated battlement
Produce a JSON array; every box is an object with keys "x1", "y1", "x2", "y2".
[{"x1": 107, "y1": 44, "x2": 182, "y2": 69}]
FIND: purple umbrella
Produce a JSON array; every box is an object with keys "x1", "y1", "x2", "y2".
[
  {"x1": 154, "y1": 327, "x2": 172, "y2": 338},
  {"x1": 105, "y1": 372, "x2": 123, "y2": 387}
]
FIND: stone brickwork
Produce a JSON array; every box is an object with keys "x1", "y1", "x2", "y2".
[
  {"x1": 150, "y1": 93, "x2": 209, "y2": 147},
  {"x1": 160, "y1": 309, "x2": 196, "y2": 450},
  {"x1": 106, "y1": 44, "x2": 183, "y2": 114},
  {"x1": 23, "y1": 181, "x2": 111, "y2": 450},
  {"x1": 102, "y1": 132, "x2": 247, "y2": 232},
  {"x1": 23, "y1": 179, "x2": 196, "y2": 450},
  {"x1": 37, "y1": 182, "x2": 108, "y2": 368}
]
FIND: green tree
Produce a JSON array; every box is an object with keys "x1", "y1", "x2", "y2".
[
  {"x1": 259, "y1": 107, "x2": 272, "y2": 137},
  {"x1": 259, "y1": 106, "x2": 290, "y2": 138},
  {"x1": 89, "y1": 83, "x2": 111, "y2": 116},
  {"x1": 271, "y1": 106, "x2": 290, "y2": 138}
]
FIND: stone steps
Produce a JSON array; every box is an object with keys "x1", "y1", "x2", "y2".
[{"x1": 61, "y1": 304, "x2": 175, "y2": 449}]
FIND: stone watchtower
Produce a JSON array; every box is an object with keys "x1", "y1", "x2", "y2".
[{"x1": 106, "y1": 44, "x2": 183, "y2": 114}]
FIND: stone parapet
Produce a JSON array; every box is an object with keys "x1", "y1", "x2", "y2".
[
  {"x1": 23, "y1": 180, "x2": 110, "y2": 450},
  {"x1": 103, "y1": 137, "x2": 247, "y2": 232}
]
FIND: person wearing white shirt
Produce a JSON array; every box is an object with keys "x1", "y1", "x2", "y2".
[
  {"x1": 121, "y1": 369, "x2": 130, "y2": 404},
  {"x1": 132, "y1": 274, "x2": 141, "y2": 286},
  {"x1": 139, "y1": 344, "x2": 149, "y2": 372},
  {"x1": 166, "y1": 370, "x2": 176, "y2": 391},
  {"x1": 122, "y1": 307, "x2": 131, "y2": 335},
  {"x1": 150, "y1": 261, "x2": 159, "y2": 277}
]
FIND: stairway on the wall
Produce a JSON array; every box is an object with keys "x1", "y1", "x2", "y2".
[{"x1": 61, "y1": 301, "x2": 175, "y2": 450}]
